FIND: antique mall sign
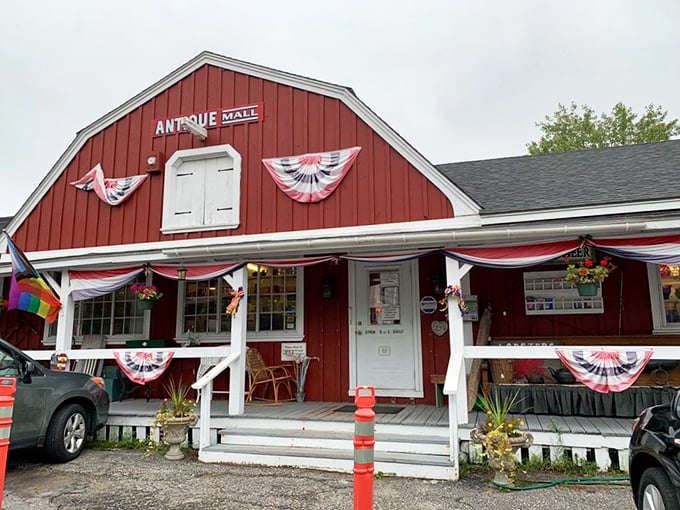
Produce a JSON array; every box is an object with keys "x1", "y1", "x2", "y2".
[{"x1": 153, "y1": 103, "x2": 263, "y2": 136}]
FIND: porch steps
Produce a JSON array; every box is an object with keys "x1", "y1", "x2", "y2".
[{"x1": 199, "y1": 418, "x2": 455, "y2": 480}]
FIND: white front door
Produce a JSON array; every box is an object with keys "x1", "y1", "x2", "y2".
[{"x1": 349, "y1": 261, "x2": 423, "y2": 397}]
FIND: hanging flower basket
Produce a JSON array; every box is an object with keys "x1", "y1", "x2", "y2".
[
  {"x1": 564, "y1": 255, "x2": 614, "y2": 295},
  {"x1": 130, "y1": 284, "x2": 163, "y2": 311},
  {"x1": 575, "y1": 282, "x2": 599, "y2": 297},
  {"x1": 137, "y1": 299, "x2": 155, "y2": 311}
]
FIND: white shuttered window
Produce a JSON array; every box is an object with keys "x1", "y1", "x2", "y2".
[{"x1": 162, "y1": 145, "x2": 241, "y2": 233}]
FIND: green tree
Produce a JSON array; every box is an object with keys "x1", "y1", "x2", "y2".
[{"x1": 527, "y1": 102, "x2": 680, "y2": 154}]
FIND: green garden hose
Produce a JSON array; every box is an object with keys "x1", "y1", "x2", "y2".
[{"x1": 490, "y1": 475, "x2": 630, "y2": 491}]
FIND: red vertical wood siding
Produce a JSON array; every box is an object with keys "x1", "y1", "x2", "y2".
[
  {"x1": 470, "y1": 256, "x2": 652, "y2": 338},
  {"x1": 13, "y1": 64, "x2": 452, "y2": 251}
]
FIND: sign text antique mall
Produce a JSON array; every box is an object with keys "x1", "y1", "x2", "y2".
[{"x1": 153, "y1": 103, "x2": 263, "y2": 136}]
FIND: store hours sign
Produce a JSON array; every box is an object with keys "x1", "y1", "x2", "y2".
[{"x1": 153, "y1": 103, "x2": 263, "y2": 136}]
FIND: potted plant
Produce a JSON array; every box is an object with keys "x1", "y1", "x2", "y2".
[
  {"x1": 129, "y1": 283, "x2": 163, "y2": 310},
  {"x1": 153, "y1": 378, "x2": 198, "y2": 460},
  {"x1": 564, "y1": 256, "x2": 613, "y2": 296},
  {"x1": 470, "y1": 390, "x2": 533, "y2": 485}
]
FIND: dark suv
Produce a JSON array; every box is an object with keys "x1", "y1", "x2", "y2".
[
  {"x1": 0, "y1": 338, "x2": 109, "y2": 462},
  {"x1": 629, "y1": 390, "x2": 680, "y2": 509}
]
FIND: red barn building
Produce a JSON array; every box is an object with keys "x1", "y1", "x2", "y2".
[{"x1": 2, "y1": 51, "x2": 680, "y2": 478}]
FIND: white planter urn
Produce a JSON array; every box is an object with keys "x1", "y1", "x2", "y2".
[{"x1": 162, "y1": 416, "x2": 197, "y2": 461}]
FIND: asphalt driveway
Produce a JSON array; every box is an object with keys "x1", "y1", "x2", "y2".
[{"x1": 4, "y1": 449, "x2": 636, "y2": 509}]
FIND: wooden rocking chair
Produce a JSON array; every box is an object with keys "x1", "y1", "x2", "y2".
[{"x1": 245, "y1": 347, "x2": 295, "y2": 405}]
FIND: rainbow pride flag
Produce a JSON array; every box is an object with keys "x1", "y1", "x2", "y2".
[{"x1": 7, "y1": 238, "x2": 61, "y2": 323}]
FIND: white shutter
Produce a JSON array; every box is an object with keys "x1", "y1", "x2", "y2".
[
  {"x1": 204, "y1": 156, "x2": 235, "y2": 226},
  {"x1": 173, "y1": 161, "x2": 203, "y2": 228}
]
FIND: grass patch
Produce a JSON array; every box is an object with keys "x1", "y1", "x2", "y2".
[
  {"x1": 88, "y1": 436, "x2": 197, "y2": 459},
  {"x1": 459, "y1": 462, "x2": 491, "y2": 478},
  {"x1": 88, "y1": 436, "x2": 153, "y2": 451},
  {"x1": 461, "y1": 454, "x2": 619, "y2": 480}
]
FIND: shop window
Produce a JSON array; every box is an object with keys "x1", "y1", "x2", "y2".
[
  {"x1": 178, "y1": 265, "x2": 303, "y2": 341},
  {"x1": 246, "y1": 265, "x2": 300, "y2": 336},
  {"x1": 182, "y1": 278, "x2": 233, "y2": 335},
  {"x1": 162, "y1": 144, "x2": 241, "y2": 234},
  {"x1": 46, "y1": 277, "x2": 147, "y2": 341},
  {"x1": 651, "y1": 264, "x2": 680, "y2": 331}
]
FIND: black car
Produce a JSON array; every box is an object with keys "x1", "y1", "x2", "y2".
[
  {"x1": 629, "y1": 390, "x2": 680, "y2": 509},
  {"x1": 0, "y1": 338, "x2": 109, "y2": 462}
]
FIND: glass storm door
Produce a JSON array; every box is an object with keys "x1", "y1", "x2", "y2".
[{"x1": 350, "y1": 261, "x2": 422, "y2": 397}]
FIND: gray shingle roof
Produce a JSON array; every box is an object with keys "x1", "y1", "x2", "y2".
[
  {"x1": 0, "y1": 217, "x2": 11, "y2": 231},
  {"x1": 436, "y1": 140, "x2": 680, "y2": 215}
]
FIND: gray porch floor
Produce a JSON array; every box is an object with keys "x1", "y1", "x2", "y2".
[{"x1": 108, "y1": 399, "x2": 635, "y2": 436}]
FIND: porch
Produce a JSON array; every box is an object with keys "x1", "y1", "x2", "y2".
[{"x1": 101, "y1": 399, "x2": 634, "y2": 479}]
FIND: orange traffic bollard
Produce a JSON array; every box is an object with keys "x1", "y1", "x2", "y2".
[
  {"x1": 353, "y1": 385, "x2": 376, "y2": 510},
  {"x1": 0, "y1": 377, "x2": 15, "y2": 510}
]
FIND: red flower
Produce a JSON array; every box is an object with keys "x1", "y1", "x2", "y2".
[
  {"x1": 584, "y1": 259, "x2": 593, "y2": 267},
  {"x1": 600, "y1": 259, "x2": 608, "y2": 266}
]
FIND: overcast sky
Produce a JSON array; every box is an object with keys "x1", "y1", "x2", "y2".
[{"x1": 1, "y1": 1, "x2": 679, "y2": 217}]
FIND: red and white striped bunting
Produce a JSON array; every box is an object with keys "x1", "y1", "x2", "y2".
[
  {"x1": 556, "y1": 349, "x2": 653, "y2": 393},
  {"x1": 69, "y1": 267, "x2": 145, "y2": 301},
  {"x1": 262, "y1": 147, "x2": 361, "y2": 203},
  {"x1": 70, "y1": 164, "x2": 148, "y2": 206}
]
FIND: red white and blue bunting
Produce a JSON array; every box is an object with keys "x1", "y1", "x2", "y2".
[
  {"x1": 65, "y1": 233, "x2": 680, "y2": 300},
  {"x1": 150, "y1": 263, "x2": 244, "y2": 281},
  {"x1": 589, "y1": 235, "x2": 680, "y2": 265},
  {"x1": 70, "y1": 164, "x2": 149, "y2": 206},
  {"x1": 262, "y1": 147, "x2": 361, "y2": 203},
  {"x1": 440, "y1": 235, "x2": 680, "y2": 268},
  {"x1": 556, "y1": 349, "x2": 653, "y2": 393},
  {"x1": 441, "y1": 240, "x2": 581, "y2": 268},
  {"x1": 68, "y1": 263, "x2": 243, "y2": 300},
  {"x1": 69, "y1": 267, "x2": 145, "y2": 301},
  {"x1": 113, "y1": 351, "x2": 175, "y2": 384}
]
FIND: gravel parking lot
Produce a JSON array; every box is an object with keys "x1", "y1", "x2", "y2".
[{"x1": 4, "y1": 449, "x2": 636, "y2": 510}]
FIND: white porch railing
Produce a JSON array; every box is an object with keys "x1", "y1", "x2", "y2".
[
  {"x1": 443, "y1": 344, "x2": 680, "y2": 479},
  {"x1": 25, "y1": 346, "x2": 240, "y2": 450},
  {"x1": 23, "y1": 346, "x2": 233, "y2": 361},
  {"x1": 191, "y1": 351, "x2": 240, "y2": 448}
]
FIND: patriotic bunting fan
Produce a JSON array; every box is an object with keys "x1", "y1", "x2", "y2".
[
  {"x1": 262, "y1": 146, "x2": 361, "y2": 203},
  {"x1": 70, "y1": 163, "x2": 149, "y2": 206},
  {"x1": 113, "y1": 351, "x2": 174, "y2": 384},
  {"x1": 556, "y1": 349, "x2": 653, "y2": 393}
]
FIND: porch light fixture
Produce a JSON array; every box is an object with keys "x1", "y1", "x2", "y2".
[
  {"x1": 430, "y1": 272, "x2": 446, "y2": 296},
  {"x1": 177, "y1": 264, "x2": 187, "y2": 281},
  {"x1": 322, "y1": 277, "x2": 336, "y2": 299}
]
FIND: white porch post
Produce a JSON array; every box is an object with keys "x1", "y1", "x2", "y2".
[
  {"x1": 444, "y1": 258, "x2": 473, "y2": 478},
  {"x1": 55, "y1": 269, "x2": 75, "y2": 356},
  {"x1": 225, "y1": 268, "x2": 247, "y2": 416},
  {"x1": 444, "y1": 257, "x2": 472, "y2": 423}
]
